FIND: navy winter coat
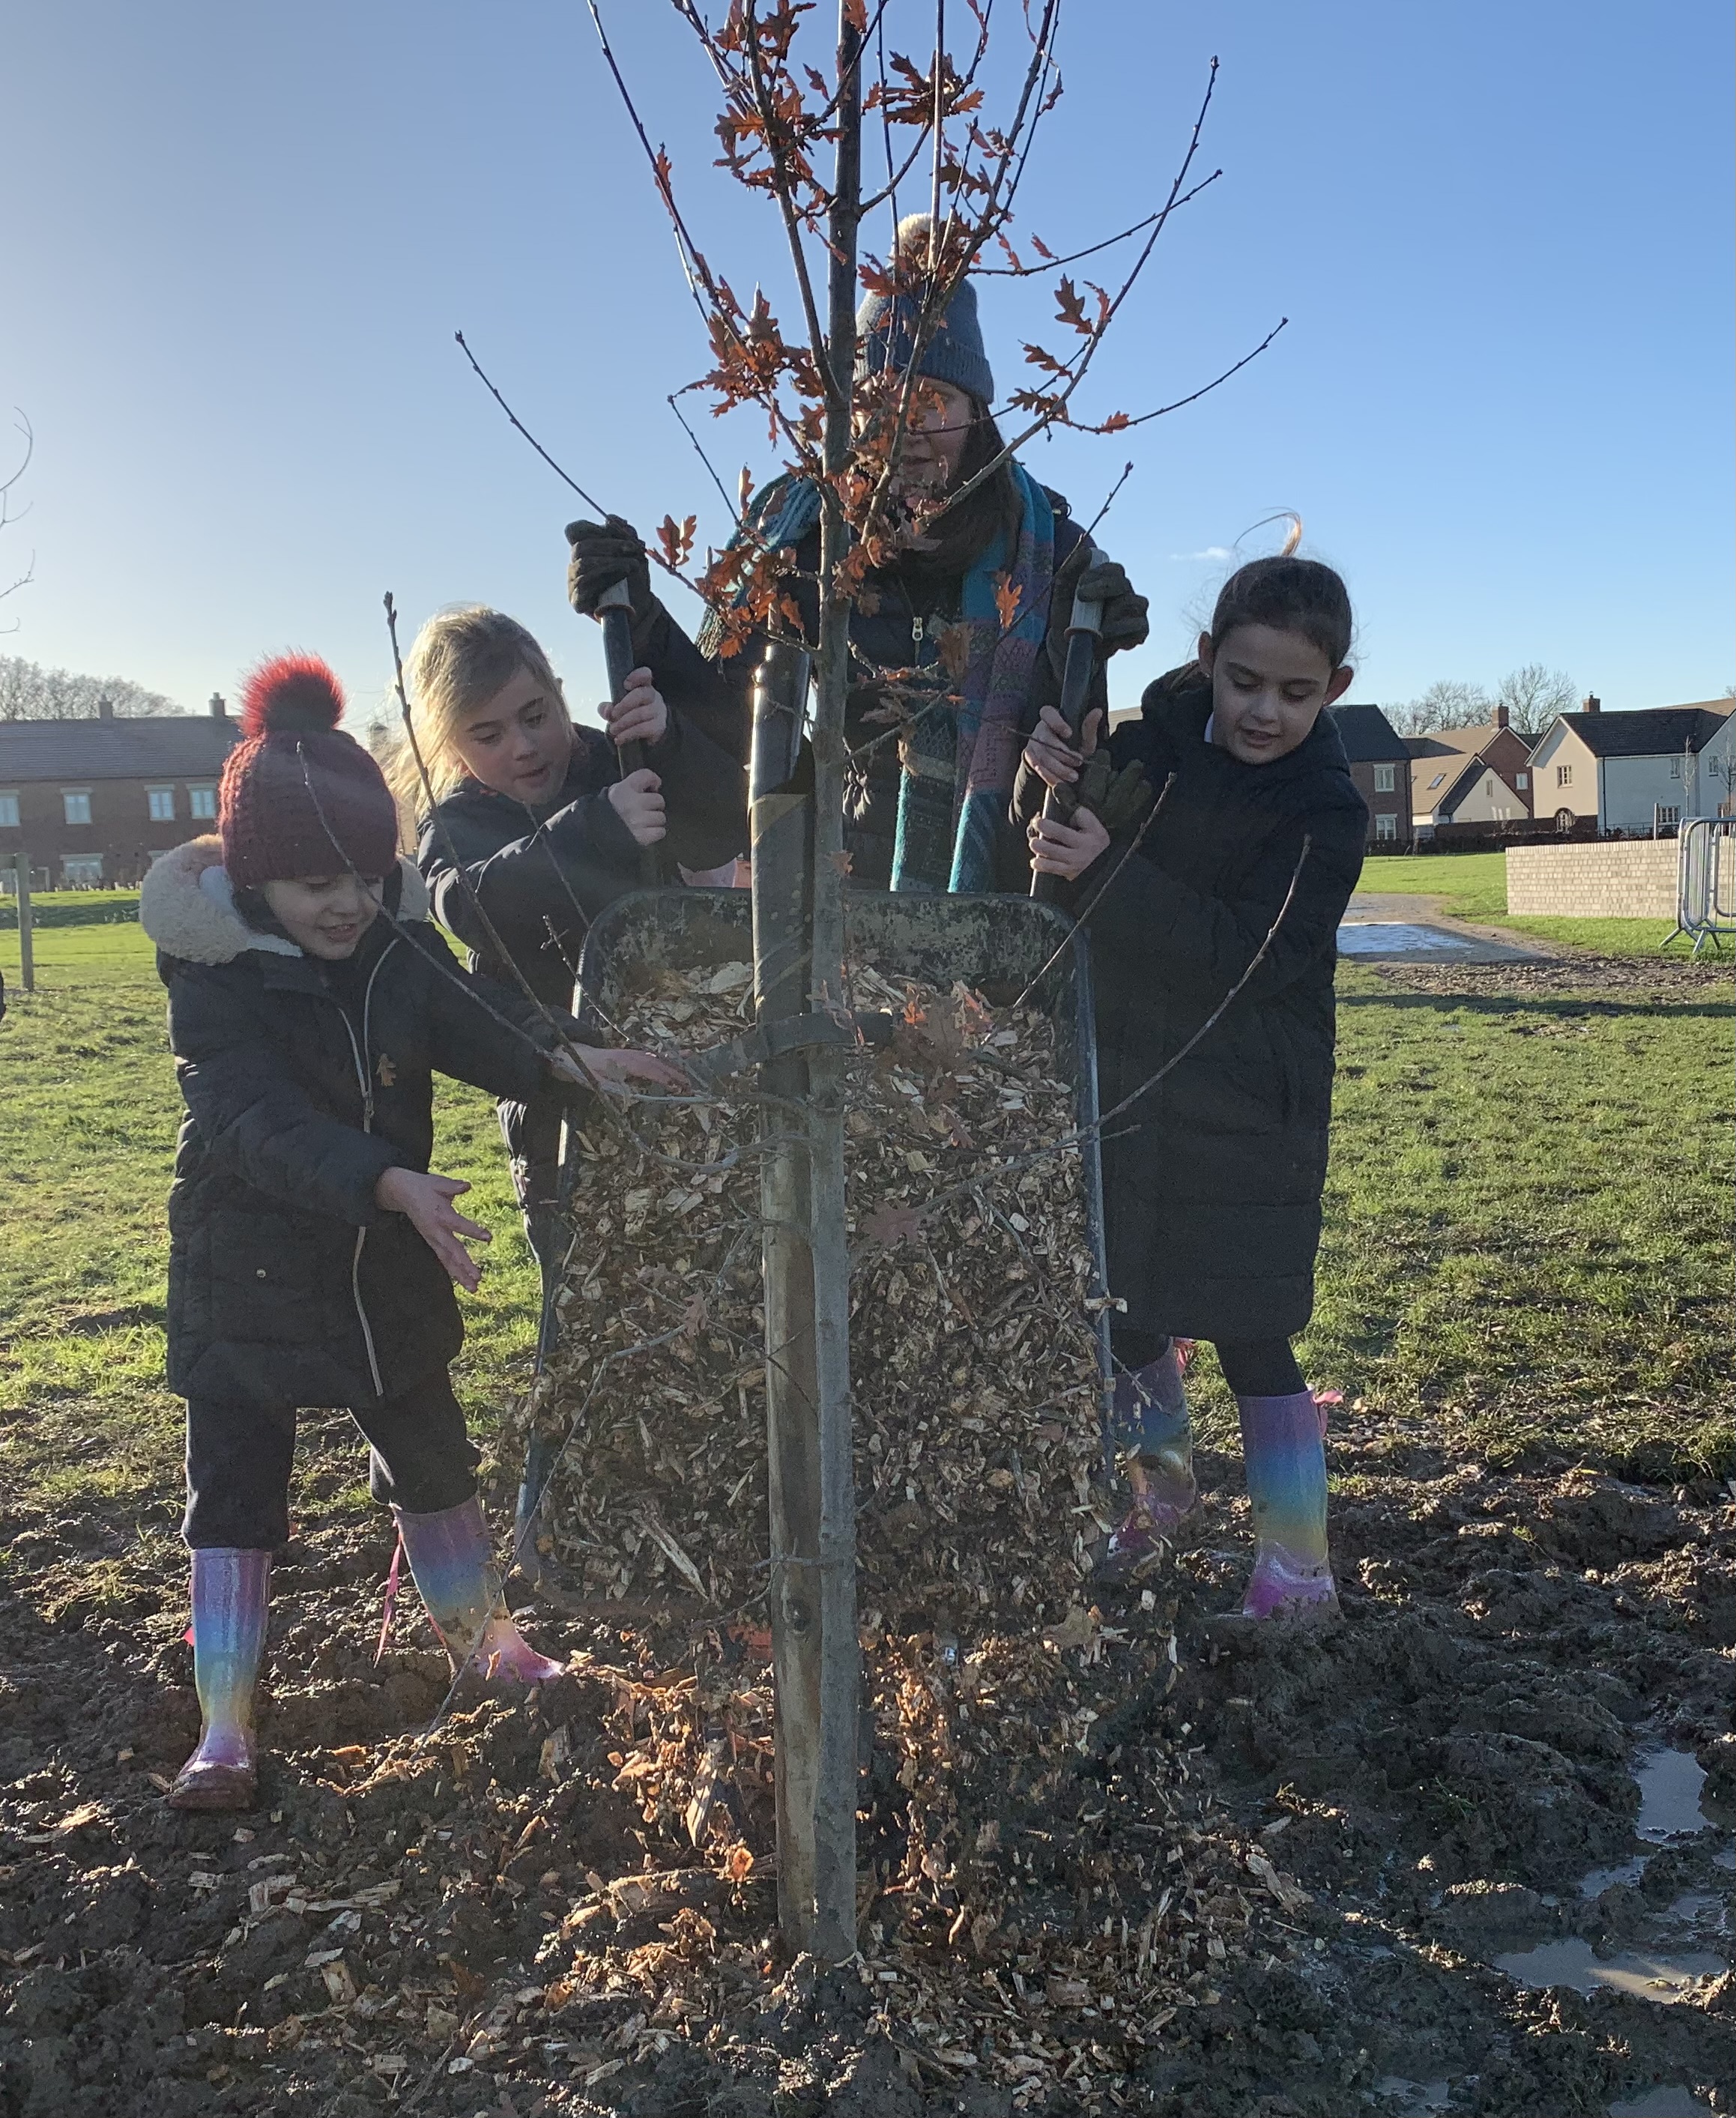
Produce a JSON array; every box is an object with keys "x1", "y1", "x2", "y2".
[
  {"x1": 1020, "y1": 668, "x2": 1367, "y2": 1341},
  {"x1": 141, "y1": 839, "x2": 561, "y2": 1408}
]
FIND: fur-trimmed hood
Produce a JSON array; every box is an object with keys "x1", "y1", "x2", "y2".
[{"x1": 139, "y1": 835, "x2": 430, "y2": 966}]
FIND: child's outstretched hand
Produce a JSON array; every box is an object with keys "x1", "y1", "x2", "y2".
[
  {"x1": 608, "y1": 768, "x2": 667, "y2": 847},
  {"x1": 548, "y1": 1045, "x2": 689, "y2": 1095},
  {"x1": 1028, "y1": 806, "x2": 1110, "y2": 883},
  {"x1": 375, "y1": 1167, "x2": 491, "y2": 1293},
  {"x1": 601, "y1": 668, "x2": 669, "y2": 751},
  {"x1": 1023, "y1": 703, "x2": 1103, "y2": 790}
]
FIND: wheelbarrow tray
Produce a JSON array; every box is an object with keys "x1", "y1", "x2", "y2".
[{"x1": 514, "y1": 888, "x2": 1110, "y2": 1570}]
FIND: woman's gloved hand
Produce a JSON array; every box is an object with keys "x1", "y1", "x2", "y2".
[
  {"x1": 1047, "y1": 546, "x2": 1149, "y2": 677},
  {"x1": 565, "y1": 515, "x2": 653, "y2": 625}
]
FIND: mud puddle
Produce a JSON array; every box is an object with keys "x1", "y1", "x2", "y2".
[
  {"x1": 1637, "y1": 1746, "x2": 1723, "y2": 1841},
  {"x1": 1495, "y1": 1939, "x2": 1725, "y2": 2005}
]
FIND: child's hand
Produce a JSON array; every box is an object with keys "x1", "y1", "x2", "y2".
[
  {"x1": 548, "y1": 1045, "x2": 689, "y2": 1095},
  {"x1": 601, "y1": 668, "x2": 669, "y2": 751},
  {"x1": 375, "y1": 1167, "x2": 491, "y2": 1293},
  {"x1": 1027, "y1": 807, "x2": 1110, "y2": 882},
  {"x1": 608, "y1": 768, "x2": 667, "y2": 846},
  {"x1": 1023, "y1": 703, "x2": 1102, "y2": 790}
]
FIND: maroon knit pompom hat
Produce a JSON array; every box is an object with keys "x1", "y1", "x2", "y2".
[{"x1": 218, "y1": 653, "x2": 399, "y2": 888}]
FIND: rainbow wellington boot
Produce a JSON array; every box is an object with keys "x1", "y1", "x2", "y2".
[
  {"x1": 1097, "y1": 1343, "x2": 1200, "y2": 1585},
  {"x1": 1238, "y1": 1391, "x2": 1340, "y2": 1621},
  {"x1": 393, "y1": 1498, "x2": 563, "y2": 1686},
  {"x1": 169, "y1": 1548, "x2": 271, "y2": 1811}
]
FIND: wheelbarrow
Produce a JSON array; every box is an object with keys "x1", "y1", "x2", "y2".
[{"x1": 511, "y1": 881, "x2": 1113, "y2": 1582}]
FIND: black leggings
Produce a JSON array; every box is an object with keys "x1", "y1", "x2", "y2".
[
  {"x1": 1112, "y1": 1325, "x2": 1305, "y2": 1400},
  {"x1": 184, "y1": 1371, "x2": 480, "y2": 1549}
]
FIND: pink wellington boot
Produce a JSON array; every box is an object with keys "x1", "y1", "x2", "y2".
[
  {"x1": 168, "y1": 1549, "x2": 271, "y2": 1811},
  {"x1": 1097, "y1": 1344, "x2": 1199, "y2": 1586},
  {"x1": 1238, "y1": 1391, "x2": 1340, "y2": 1622},
  {"x1": 392, "y1": 1498, "x2": 563, "y2": 1686}
]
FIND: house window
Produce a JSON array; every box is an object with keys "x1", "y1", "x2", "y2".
[
  {"x1": 1373, "y1": 762, "x2": 1396, "y2": 793},
  {"x1": 1486, "y1": 777, "x2": 1497, "y2": 797},
  {"x1": 1427, "y1": 772, "x2": 1446, "y2": 790},
  {"x1": 1556, "y1": 763, "x2": 1573, "y2": 788},
  {"x1": 1669, "y1": 756, "x2": 1682, "y2": 779},
  {"x1": 188, "y1": 785, "x2": 217, "y2": 820},
  {"x1": 1657, "y1": 805, "x2": 1681, "y2": 827},
  {"x1": 0, "y1": 792, "x2": 18, "y2": 829},
  {"x1": 1375, "y1": 812, "x2": 1398, "y2": 841},
  {"x1": 1516, "y1": 772, "x2": 1528, "y2": 790},
  {"x1": 61, "y1": 787, "x2": 93, "y2": 826},
  {"x1": 146, "y1": 786, "x2": 177, "y2": 822},
  {"x1": 61, "y1": 855, "x2": 105, "y2": 887}
]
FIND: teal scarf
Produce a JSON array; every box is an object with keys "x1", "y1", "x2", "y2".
[{"x1": 705, "y1": 467, "x2": 1056, "y2": 892}]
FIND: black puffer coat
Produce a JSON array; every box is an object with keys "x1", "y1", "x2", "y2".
[
  {"x1": 1020, "y1": 668, "x2": 1367, "y2": 1340},
  {"x1": 632, "y1": 480, "x2": 1104, "y2": 889},
  {"x1": 420, "y1": 721, "x2": 745, "y2": 1010},
  {"x1": 141, "y1": 838, "x2": 560, "y2": 1408}
]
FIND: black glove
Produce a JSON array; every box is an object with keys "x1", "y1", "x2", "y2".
[
  {"x1": 565, "y1": 515, "x2": 653, "y2": 624},
  {"x1": 1047, "y1": 547, "x2": 1149, "y2": 676},
  {"x1": 1053, "y1": 752, "x2": 1152, "y2": 832}
]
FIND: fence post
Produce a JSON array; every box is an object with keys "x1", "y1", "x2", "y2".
[{"x1": 14, "y1": 853, "x2": 33, "y2": 993}]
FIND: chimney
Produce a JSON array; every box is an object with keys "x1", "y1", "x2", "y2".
[
  {"x1": 1492, "y1": 702, "x2": 1509, "y2": 731},
  {"x1": 1582, "y1": 694, "x2": 1601, "y2": 714},
  {"x1": 97, "y1": 695, "x2": 114, "y2": 722},
  {"x1": 208, "y1": 692, "x2": 227, "y2": 719}
]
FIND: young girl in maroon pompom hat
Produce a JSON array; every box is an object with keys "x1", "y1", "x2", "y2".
[{"x1": 139, "y1": 652, "x2": 682, "y2": 1811}]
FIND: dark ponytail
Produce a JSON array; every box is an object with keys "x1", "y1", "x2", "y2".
[{"x1": 1209, "y1": 557, "x2": 1353, "y2": 671}]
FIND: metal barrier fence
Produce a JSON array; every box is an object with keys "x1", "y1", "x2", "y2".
[{"x1": 1669, "y1": 818, "x2": 1736, "y2": 956}]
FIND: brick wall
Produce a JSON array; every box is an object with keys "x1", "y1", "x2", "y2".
[
  {"x1": 1506, "y1": 838, "x2": 1734, "y2": 918},
  {"x1": 0, "y1": 777, "x2": 220, "y2": 887}
]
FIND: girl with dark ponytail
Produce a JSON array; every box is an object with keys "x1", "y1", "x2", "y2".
[{"x1": 1019, "y1": 543, "x2": 1366, "y2": 1620}]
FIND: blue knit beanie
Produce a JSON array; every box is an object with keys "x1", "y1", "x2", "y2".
[{"x1": 855, "y1": 214, "x2": 994, "y2": 405}]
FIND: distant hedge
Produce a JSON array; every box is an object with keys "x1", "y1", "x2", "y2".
[{"x1": 0, "y1": 891, "x2": 141, "y2": 929}]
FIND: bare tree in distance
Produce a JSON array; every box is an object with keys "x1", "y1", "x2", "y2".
[
  {"x1": 1496, "y1": 662, "x2": 1577, "y2": 734},
  {"x1": 1388, "y1": 679, "x2": 1494, "y2": 736},
  {"x1": 1388, "y1": 666, "x2": 1577, "y2": 740},
  {"x1": 0, "y1": 413, "x2": 34, "y2": 634},
  {"x1": 0, "y1": 654, "x2": 185, "y2": 721}
]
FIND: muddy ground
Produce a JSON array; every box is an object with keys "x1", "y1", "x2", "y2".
[
  {"x1": 1, "y1": 953, "x2": 1731, "y2": 2117},
  {"x1": 4, "y1": 1420, "x2": 1730, "y2": 2117}
]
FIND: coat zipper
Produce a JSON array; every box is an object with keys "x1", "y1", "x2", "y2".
[{"x1": 336, "y1": 940, "x2": 399, "y2": 1399}]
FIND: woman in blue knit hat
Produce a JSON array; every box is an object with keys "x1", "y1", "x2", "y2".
[{"x1": 563, "y1": 215, "x2": 1150, "y2": 891}]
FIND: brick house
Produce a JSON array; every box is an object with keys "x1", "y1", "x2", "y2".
[
  {"x1": 0, "y1": 696, "x2": 239, "y2": 888},
  {"x1": 1407, "y1": 704, "x2": 1536, "y2": 838},
  {"x1": 1528, "y1": 698, "x2": 1736, "y2": 835},
  {"x1": 1325, "y1": 704, "x2": 1413, "y2": 846}
]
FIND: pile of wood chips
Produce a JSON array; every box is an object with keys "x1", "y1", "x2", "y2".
[{"x1": 505, "y1": 962, "x2": 1296, "y2": 2104}]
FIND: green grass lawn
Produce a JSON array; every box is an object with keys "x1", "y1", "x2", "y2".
[
  {"x1": 1300, "y1": 965, "x2": 1732, "y2": 1477},
  {"x1": 1359, "y1": 850, "x2": 1509, "y2": 918},
  {"x1": 1356, "y1": 850, "x2": 1692, "y2": 957},
  {"x1": 2, "y1": 917, "x2": 1730, "y2": 1540},
  {"x1": 0, "y1": 916, "x2": 540, "y2": 1530}
]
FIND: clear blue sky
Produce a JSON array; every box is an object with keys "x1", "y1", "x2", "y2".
[{"x1": 7, "y1": 1, "x2": 1732, "y2": 724}]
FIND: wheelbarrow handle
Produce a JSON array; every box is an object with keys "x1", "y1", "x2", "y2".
[
  {"x1": 596, "y1": 578, "x2": 660, "y2": 885},
  {"x1": 1032, "y1": 542, "x2": 1107, "y2": 903}
]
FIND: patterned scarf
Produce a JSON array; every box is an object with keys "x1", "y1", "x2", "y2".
[{"x1": 706, "y1": 466, "x2": 1056, "y2": 893}]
